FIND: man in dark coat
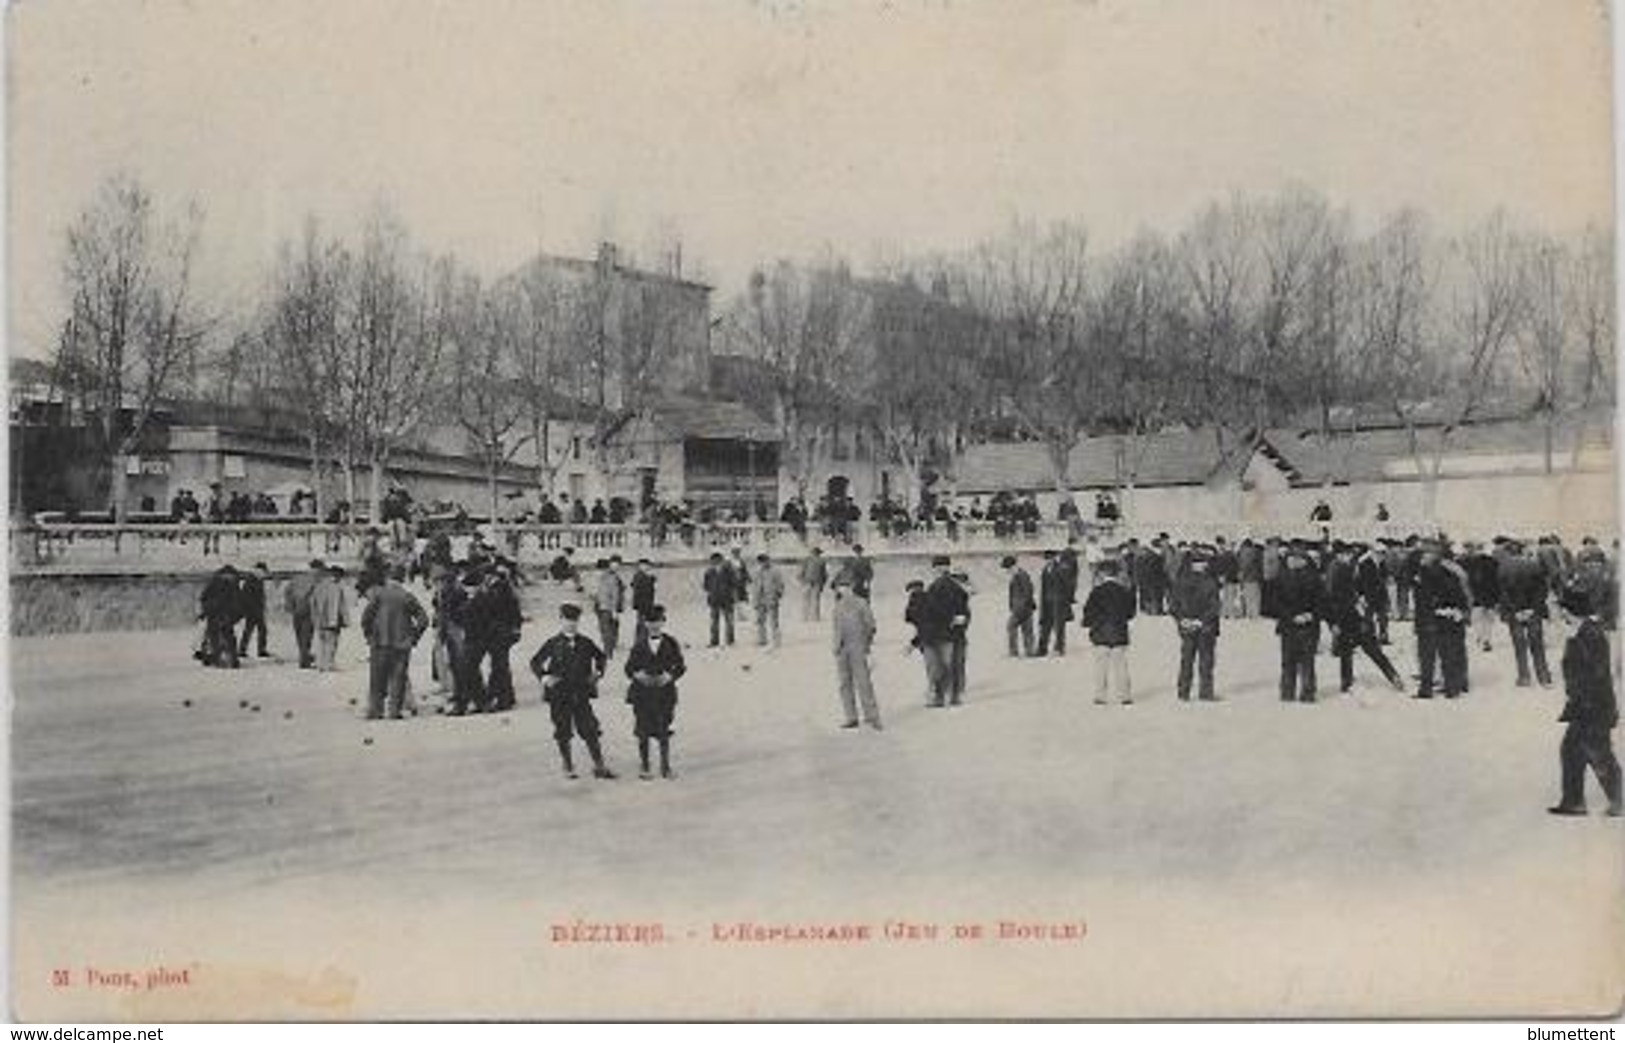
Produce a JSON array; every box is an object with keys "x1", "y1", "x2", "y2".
[
  {"x1": 919, "y1": 555, "x2": 969, "y2": 708},
  {"x1": 1549, "y1": 584, "x2": 1622, "y2": 816},
  {"x1": 237, "y1": 562, "x2": 271, "y2": 659},
  {"x1": 1081, "y1": 557, "x2": 1136, "y2": 705},
  {"x1": 529, "y1": 604, "x2": 616, "y2": 780},
  {"x1": 624, "y1": 605, "x2": 687, "y2": 780},
  {"x1": 1003, "y1": 554, "x2": 1036, "y2": 658},
  {"x1": 1135, "y1": 543, "x2": 1167, "y2": 616},
  {"x1": 469, "y1": 563, "x2": 523, "y2": 712},
  {"x1": 703, "y1": 552, "x2": 737, "y2": 647},
  {"x1": 438, "y1": 565, "x2": 485, "y2": 715},
  {"x1": 198, "y1": 565, "x2": 242, "y2": 669},
  {"x1": 839, "y1": 545, "x2": 875, "y2": 600},
  {"x1": 1499, "y1": 540, "x2": 1554, "y2": 688},
  {"x1": 1355, "y1": 543, "x2": 1392, "y2": 645},
  {"x1": 1326, "y1": 543, "x2": 1404, "y2": 693},
  {"x1": 1169, "y1": 548, "x2": 1221, "y2": 701},
  {"x1": 1462, "y1": 541, "x2": 1501, "y2": 652},
  {"x1": 359, "y1": 564, "x2": 430, "y2": 720},
  {"x1": 1270, "y1": 543, "x2": 1325, "y2": 702},
  {"x1": 1036, "y1": 550, "x2": 1073, "y2": 656},
  {"x1": 284, "y1": 558, "x2": 324, "y2": 669},
  {"x1": 1413, "y1": 539, "x2": 1470, "y2": 699}
]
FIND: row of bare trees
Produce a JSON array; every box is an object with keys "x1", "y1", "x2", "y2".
[
  {"x1": 51, "y1": 175, "x2": 1614, "y2": 521},
  {"x1": 51, "y1": 174, "x2": 703, "y2": 520},
  {"x1": 721, "y1": 187, "x2": 1615, "y2": 512}
]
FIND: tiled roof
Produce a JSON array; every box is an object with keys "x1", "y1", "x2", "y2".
[{"x1": 645, "y1": 394, "x2": 780, "y2": 443}]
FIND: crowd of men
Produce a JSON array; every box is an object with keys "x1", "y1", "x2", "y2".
[{"x1": 189, "y1": 524, "x2": 1621, "y2": 813}]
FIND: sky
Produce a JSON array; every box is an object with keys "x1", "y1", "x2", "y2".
[{"x1": 6, "y1": 0, "x2": 1616, "y2": 357}]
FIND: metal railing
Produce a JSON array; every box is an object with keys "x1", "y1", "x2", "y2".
[{"x1": 12, "y1": 517, "x2": 1115, "y2": 571}]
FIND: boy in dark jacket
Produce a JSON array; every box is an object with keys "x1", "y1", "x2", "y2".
[
  {"x1": 1081, "y1": 557, "x2": 1136, "y2": 705},
  {"x1": 1169, "y1": 548, "x2": 1222, "y2": 701},
  {"x1": 530, "y1": 604, "x2": 616, "y2": 780},
  {"x1": 1549, "y1": 584, "x2": 1622, "y2": 816},
  {"x1": 624, "y1": 605, "x2": 686, "y2": 780}
]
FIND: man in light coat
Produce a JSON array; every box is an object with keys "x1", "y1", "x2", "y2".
[
  {"x1": 753, "y1": 553, "x2": 786, "y2": 648},
  {"x1": 311, "y1": 564, "x2": 351, "y2": 672},
  {"x1": 831, "y1": 575, "x2": 881, "y2": 730},
  {"x1": 592, "y1": 557, "x2": 626, "y2": 659},
  {"x1": 284, "y1": 558, "x2": 326, "y2": 669},
  {"x1": 799, "y1": 547, "x2": 828, "y2": 622}
]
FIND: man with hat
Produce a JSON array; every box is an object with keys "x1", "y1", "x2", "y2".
[
  {"x1": 1271, "y1": 541, "x2": 1325, "y2": 702},
  {"x1": 360, "y1": 563, "x2": 430, "y2": 720},
  {"x1": 752, "y1": 552, "x2": 786, "y2": 648},
  {"x1": 470, "y1": 559, "x2": 523, "y2": 712},
  {"x1": 1326, "y1": 542, "x2": 1404, "y2": 693},
  {"x1": 1169, "y1": 545, "x2": 1222, "y2": 702},
  {"x1": 1548, "y1": 583, "x2": 1622, "y2": 816},
  {"x1": 702, "y1": 551, "x2": 737, "y2": 647},
  {"x1": 839, "y1": 544, "x2": 875, "y2": 601},
  {"x1": 1412, "y1": 537, "x2": 1470, "y2": 699},
  {"x1": 1036, "y1": 549, "x2": 1073, "y2": 657},
  {"x1": 630, "y1": 558, "x2": 658, "y2": 646},
  {"x1": 919, "y1": 555, "x2": 969, "y2": 707},
  {"x1": 529, "y1": 603, "x2": 617, "y2": 780},
  {"x1": 592, "y1": 556, "x2": 626, "y2": 659},
  {"x1": 1462, "y1": 540, "x2": 1501, "y2": 653},
  {"x1": 798, "y1": 546, "x2": 829, "y2": 622},
  {"x1": 830, "y1": 573, "x2": 882, "y2": 730},
  {"x1": 284, "y1": 558, "x2": 326, "y2": 669},
  {"x1": 624, "y1": 605, "x2": 687, "y2": 779},
  {"x1": 1080, "y1": 556, "x2": 1136, "y2": 705},
  {"x1": 236, "y1": 562, "x2": 272, "y2": 659},
  {"x1": 1003, "y1": 554, "x2": 1036, "y2": 658},
  {"x1": 198, "y1": 564, "x2": 243, "y2": 669},
  {"x1": 312, "y1": 564, "x2": 352, "y2": 672},
  {"x1": 1499, "y1": 539, "x2": 1554, "y2": 688}
]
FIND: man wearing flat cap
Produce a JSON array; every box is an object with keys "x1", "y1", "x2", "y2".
[
  {"x1": 529, "y1": 603, "x2": 617, "y2": 779},
  {"x1": 1270, "y1": 542, "x2": 1325, "y2": 702},
  {"x1": 284, "y1": 558, "x2": 326, "y2": 669},
  {"x1": 1003, "y1": 554, "x2": 1036, "y2": 658},
  {"x1": 1412, "y1": 537, "x2": 1470, "y2": 699},
  {"x1": 919, "y1": 555, "x2": 969, "y2": 707},
  {"x1": 1499, "y1": 540, "x2": 1553, "y2": 688}
]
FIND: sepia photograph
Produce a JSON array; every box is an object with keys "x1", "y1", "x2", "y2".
[{"x1": 6, "y1": 0, "x2": 1623, "y2": 1022}]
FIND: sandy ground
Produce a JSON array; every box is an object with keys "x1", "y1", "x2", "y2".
[{"x1": 10, "y1": 586, "x2": 1625, "y2": 1020}]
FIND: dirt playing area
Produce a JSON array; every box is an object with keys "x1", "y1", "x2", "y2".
[{"x1": 11, "y1": 581, "x2": 1625, "y2": 1019}]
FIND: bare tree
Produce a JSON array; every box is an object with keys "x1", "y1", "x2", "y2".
[
  {"x1": 1175, "y1": 196, "x2": 1261, "y2": 459},
  {"x1": 446, "y1": 273, "x2": 533, "y2": 520},
  {"x1": 954, "y1": 218, "x2": 1095, "y2": 500},
  {"x1": 266, "y1": 218, "x2": 352, "y2": 517},
  {"x1": 55, "y1": 174, "x2": 208, "y2": 520},
  {"x1": 725, "y1": 257, "x2": 872, "y2": 498},
  {"x1": 1519, "y1": 226, "x2": 1615, "y2": 472}
]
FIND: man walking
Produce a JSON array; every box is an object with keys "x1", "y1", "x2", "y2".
[
  {"x1": 1548, "y1": 584, "x2": 1622, "y2": 817},
  {"x1": 529, "y1": 604, "x2": 617, "y2": 780},
  {"x1": 1327, "y1": 542, "x2": 1404, "y2": 693},
  {"x1": 920, "y1": 555, "x2": 968, "y2": 707},
  {"x1": 1036, "y1": 550, "x2": 1074, "y2": 656},
  {"x1": 703, "y1": 551, "x2": 737, "y2": 647},
  {"x1": 831, "y1": 574, "x2": 882, "y2": 730},
  {"x1": 360, "y1": 564, "x2": 430, "y2": 720},
  {"x1": 753, "y1": 553, "x2": 786, "y2": 648},
  {"x1": 1169, "y1": 547, "x2": 1221, "y2": 702},
  {"x1": 1003, "y1": 554, "x2": 1036, "y2": 658},
  {"x1": 1081, "y1": 557, "x2": 1136, "y2": 705},
  {"x1": 799, "y1": 547, "x2": 829, "y2": 621}
]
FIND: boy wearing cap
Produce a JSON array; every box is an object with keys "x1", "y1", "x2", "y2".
[
  {"x1": 630, "y1": 559, "x2": 658, "y2": 645},
  {"x1": 1549, "y1": 585, "x2": 1622, "y2": 816},
  {"x1": 529, "y1": 604, "x2": 617, "y2": 780},
  {"x1": 624, "y1": 605, "x2": 687, "y2": 779}
]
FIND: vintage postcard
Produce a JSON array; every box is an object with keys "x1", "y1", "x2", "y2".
[{"x1": 7, "y1": 0, "x2": 1623, "y2": 1022}]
